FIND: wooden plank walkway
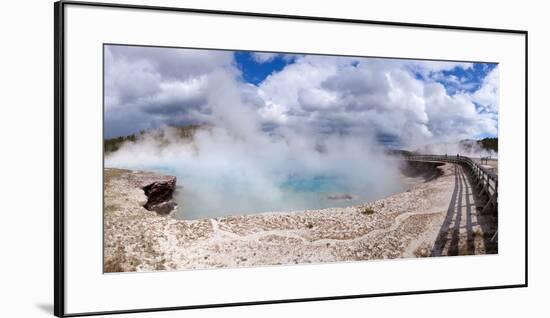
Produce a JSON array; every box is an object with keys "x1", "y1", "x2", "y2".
[
  {"x1": 405, "y1": 154, "x2": 497, "y2": 213},
  {"x1": 405, "y1": 154, "x2": 498, "y2": 244}
]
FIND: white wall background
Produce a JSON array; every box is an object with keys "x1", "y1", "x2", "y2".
[{"x1": 0, "y1": 0, "x2": 546, "y2": 317}]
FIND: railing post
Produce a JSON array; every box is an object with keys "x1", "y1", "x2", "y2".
[{"x1": 405, "y1": 154, "x2": 497, "y2": 215}]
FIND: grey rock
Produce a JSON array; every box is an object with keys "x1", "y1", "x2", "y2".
[{"x1": 141, "y1": 177, "x2": 177, "y2": 215}]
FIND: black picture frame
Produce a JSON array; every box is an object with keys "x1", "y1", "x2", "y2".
[{"x1": 54, "y1": 1, "x2": 528, "y2": 317}]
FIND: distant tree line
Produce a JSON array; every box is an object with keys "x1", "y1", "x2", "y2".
[
  {"x1": 104, "y1": 133, "x2": 140, "y2": 153},
  {"x1": 104, "y1": 124, "x2": 203, "y2": 153},
  {"x1": 385, "y1": 149, "x2": 414, "y2": 157},
  {"x1": 478, "y1": 137, "x2": 498, "y2": 153}
]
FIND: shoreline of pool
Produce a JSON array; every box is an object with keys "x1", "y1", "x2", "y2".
[{"x1": 104, "y1": 162, "x2": 463, "y2": 272}]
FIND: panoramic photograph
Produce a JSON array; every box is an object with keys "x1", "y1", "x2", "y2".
[{"x1": 103, "y1": 44, "x2": 499, "y2": 273}]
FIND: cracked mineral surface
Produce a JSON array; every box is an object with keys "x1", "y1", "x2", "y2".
[{"x1": 103, "y1": 162, "x2": 497, "y2": 273}]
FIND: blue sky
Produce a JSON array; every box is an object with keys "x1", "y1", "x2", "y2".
[
  {"x1": 104, "y1": 45, "x2": 499, "y2": 148},
  {"x1": 234, "y1": 50, "x2": 495, "y2": 96},
  {"x1": 234, "y1": 52, "x2": 296, "y2": 85},
  {"x1": 232, "y1": 51, "x2": 498, "y2": 143},
  {"x1": 433, "y1": 63, "x2": 497, "y2": 95}
]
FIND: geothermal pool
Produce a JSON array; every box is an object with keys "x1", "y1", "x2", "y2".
[{"x1": 139, "y1": 166, "x2": 417, "y2": 220}]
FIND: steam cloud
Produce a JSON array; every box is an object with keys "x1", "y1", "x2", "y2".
[{"x1": 104, "y1": 45, "x2": 498, "y2": 218}]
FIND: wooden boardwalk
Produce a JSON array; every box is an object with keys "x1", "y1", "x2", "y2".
[
  {"x1": 406, "y1": 154, "x2": 497, "y2": 213},
  {"x1": 406, "y1": 155, "x2": 498, "y2": 252}
]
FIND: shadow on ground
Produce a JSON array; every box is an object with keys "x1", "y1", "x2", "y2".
[{"x1": 431, "y1": 164, "x2": 498, "y2": 256}]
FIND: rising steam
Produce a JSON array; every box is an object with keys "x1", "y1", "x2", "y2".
[{"x1": 105, "y1": 71, "x2": 405, "y2": 219}]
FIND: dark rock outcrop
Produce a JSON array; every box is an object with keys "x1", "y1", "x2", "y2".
[
  {"x1": 113, "y1": 169, "x2": 178, "y2": 215},
  {"x1": 327, "y1": 194, "x2": 354, "y2": 200},
  {"x1": 400, "y1": 161, "x2": 445, "y2": 182},
  {"x1": 142, "y1": 177, "x2": 177, "y2": 215}
]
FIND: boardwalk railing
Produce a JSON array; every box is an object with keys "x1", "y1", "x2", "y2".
[{"x1": 405, "y1": 154, "x2": 498, "y2": 213}]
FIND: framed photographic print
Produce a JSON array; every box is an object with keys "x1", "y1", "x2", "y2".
[{"x1": 54, "y1": 1, "x2": 528, "y2": 316}]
